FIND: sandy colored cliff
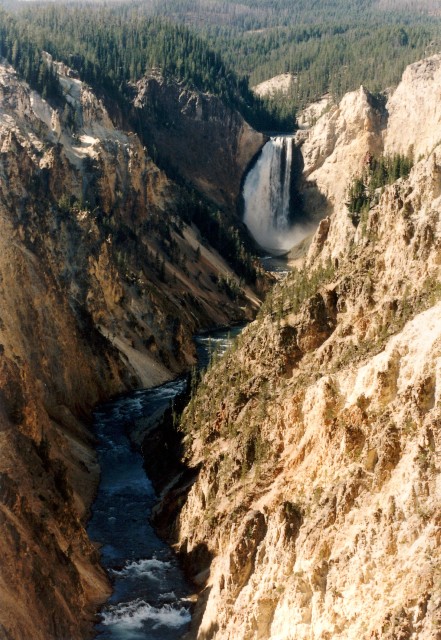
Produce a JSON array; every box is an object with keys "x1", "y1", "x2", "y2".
[{"x1": 163, "y1": 55, "x2": 441, "y2": 640}]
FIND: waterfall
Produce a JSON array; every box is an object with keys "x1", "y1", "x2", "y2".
[{"x1": 243, "y1": 136, "x2": 305, "y2": 253}]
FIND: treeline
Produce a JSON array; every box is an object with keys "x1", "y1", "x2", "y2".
[
  {"x1": 129, "y1": 0, "x2": 441, "y2": 110},
  {"x1": 2, "y1": 0, "x2": 439, "y2": 132},
  {"x1": 201, "y1": 20, "x2": 438, "y2": 112},
  {"x1": 147, "y1": 0, "x2": 391, "y2": 30},
  {"x1": 0, "y1": 11, "x2": 63, "y2": 101},
  {"x1": 0, "y1": 3, "x2": 290, "y2": 131},
  {"x1": 237, "y1": 23, "x2": 438, "y2": 108}
]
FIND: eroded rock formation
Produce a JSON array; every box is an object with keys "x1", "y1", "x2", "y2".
[
  {"x1": 0, "y1": 59, "x2": 261, "y2": 639},
  {"x1": 165, "y1": 55, "x2": 441, "y2": 640},
  {"x1": 134, "y1": 71, "x2": 266, "y2": 210}
]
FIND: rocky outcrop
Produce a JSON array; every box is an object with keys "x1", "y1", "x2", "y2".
[
  {"x1": 384, "y1": 54, "x2": 441, "y2": 159},
  {"x1": 294, "y1": 54, "x2": 441, "y2": 225},
  {"x1": 295, "y1": 86, "x2": 386, "y2": 218},
  {"x1": 252, "y1": 74, "x2": 294, "y2": 99},
  {"x1": 0, "y1": 59, "x2": 260, "y2": 640},
  {"x1": 134, "y1": 71, "x2": 266, "y2": 210},
  {"x1": 166, "y1": 56, "x2": 441, "y2": 640}
]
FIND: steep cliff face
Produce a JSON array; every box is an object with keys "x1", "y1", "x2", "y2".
[
  {"x1": 295, "y1": 54, "x2": 441, "y2": 224},
  {"x1": 134, "y1": 71, "x2": 266, "y2": 210},
  {"x1": 166, "y1": 56, "x2": 441, "y2": 640},
  {"x1": 0, "y1": 59, "x2": 260, "y2": 640},
  {"x1": 295, "y1": 86, "x2": 386, "y2": 218},
  {"x1": 384, "y1": 54, "x2": 441, "y2": 159}
]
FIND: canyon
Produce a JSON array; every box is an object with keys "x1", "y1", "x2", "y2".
[
  {"x1": 0, "y1": 57, "x2": 262, "y2": 639},
  {"x1": 159, "y1": 55, "x2": 441, "y2": 640},
  {"x1": 0, "y1": 36, "x2": 441, "y2": 640}
]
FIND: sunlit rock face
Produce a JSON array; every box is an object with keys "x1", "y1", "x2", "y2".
[
  {"x1": 296, "y1": 85, "x2": 386, "y2": 220},
  {"x1": 162, "y1": 56, "x2": 441, "y2": 640},
  {"x1": 242, "y1": 85, "x2": 387, "y2": 255},
  {"x1": 384, "y1": 54, "x2": 441, "y2": 160}
]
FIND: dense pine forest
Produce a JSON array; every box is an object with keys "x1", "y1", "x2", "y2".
[
  {"x1": 0, "y1": 3, "x2": 290, "y2": 130},
  {"x1": 0, "y1": 0, "x2": 440, "y2": 129},
  {"x1": 142, "y1": 0, "x2": 441, "y2": 117}
]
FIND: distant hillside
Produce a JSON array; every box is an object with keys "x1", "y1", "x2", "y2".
[
  {"x1": 113, "y1": 0, "x2": 441, "y2": 118},
  {"x1": 5, "y1": 0, "x2": 440, "y2": 132},
  {"x1": 0, "y1": 4, "x2": 292, "y2": 131}
]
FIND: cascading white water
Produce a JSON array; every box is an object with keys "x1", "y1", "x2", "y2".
[{"x1": 243, "y1": 135, "x2": 306, "y2": 253}]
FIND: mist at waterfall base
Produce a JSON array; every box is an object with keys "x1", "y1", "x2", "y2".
[
  {"x1": 88, "y1": 327, "x2": 242, "y2": 640},
  {"x1": 243, "y1": 136, "x2": 312, "y2": 253}
]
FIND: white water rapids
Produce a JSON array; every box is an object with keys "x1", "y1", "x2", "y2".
[
  {"x1": 243, "y1": 135, "x2": 309, "y2": 253},
  {"x1": 88, "y1": 327, "x2": 244, "y2": 640}
]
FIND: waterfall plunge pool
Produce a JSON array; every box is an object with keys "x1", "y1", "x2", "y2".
[
  {"x1": 243, "y1": 135, "x2": 312, "y2": 255},
  {"x1": 88, "y1": 326, "x2": 243, "y2": 639}
]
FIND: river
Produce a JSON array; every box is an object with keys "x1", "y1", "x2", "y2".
[{"x1": 88, "y1": 326, "x2": 243, "y2": 639}]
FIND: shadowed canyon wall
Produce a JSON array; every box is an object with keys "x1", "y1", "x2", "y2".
[{"x1": 0, "y1": 58, "x2": 263, "y2": 640}]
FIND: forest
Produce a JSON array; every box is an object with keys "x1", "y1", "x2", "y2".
[
  {"x1": 123, "y1": 0, "x2": 441, "y2": 114},
  {"x1": 346, "y1": 151, "x2": 414, "y2": 223},
  {"x1": 0, "y1": 0, "x2": 440, "y2": 130},
  {"x1": 0, "y1": 4, "x2": 290, "y2": 130}
]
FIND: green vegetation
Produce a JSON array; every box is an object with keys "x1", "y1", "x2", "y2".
[
  {"x1": 2, "y1": 1, "x2": 440, "y2": 132},
  {"x1": 128, "y1": 0, "x2": 441, "y2": 116},
  {"x1": 260, "y1": 259, "x2": 336, "y2": 321},
  {"x1": 0, "y1": 11, "x2": 63, "y2": 102},
  {"x1": 178, "y1": 189, "x2": 259, "y2": 283},
  {"x1": 329, "y1": 273, "x2": 441, "y2": 374},
  {"x1": 0, "y1": 3, "x2": 268, "y2": 285},
  {"x1": 180, "y1": 259, "x2": 337, "y2": 447},
  {"x1": 218, "y1": 21, "x2": 438, "y2": 114},
  {"x1": 0, "y1": 4, "x2": 288, "y2": 130},
  {"x1": 346, "y1": 152, "x2": 414, "y2": 223}
]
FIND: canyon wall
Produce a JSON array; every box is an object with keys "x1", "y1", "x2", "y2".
[
  {"x1": 167, "y1": 55, "x2": 441, "y2": 640},
  {"x1": 296, "y1": 53, "x2": 441, "y2": 222},
  {"x1": 134, "y1": 71, "x2": 267, "y2": 210},
  {"x1": 0, "y1": 59, "x2": 261, "y2": 639},
  {"x1": 296, "y1": 86, "x2": 386, "y2": 218}
]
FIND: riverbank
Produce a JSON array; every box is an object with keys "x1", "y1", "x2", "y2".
[
  {"x1": 88, "y1": 328, "x2": 244, "y2": 638},
  {"x1": 88, "y1": 381, "x2": 193, "y2": 639}
]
